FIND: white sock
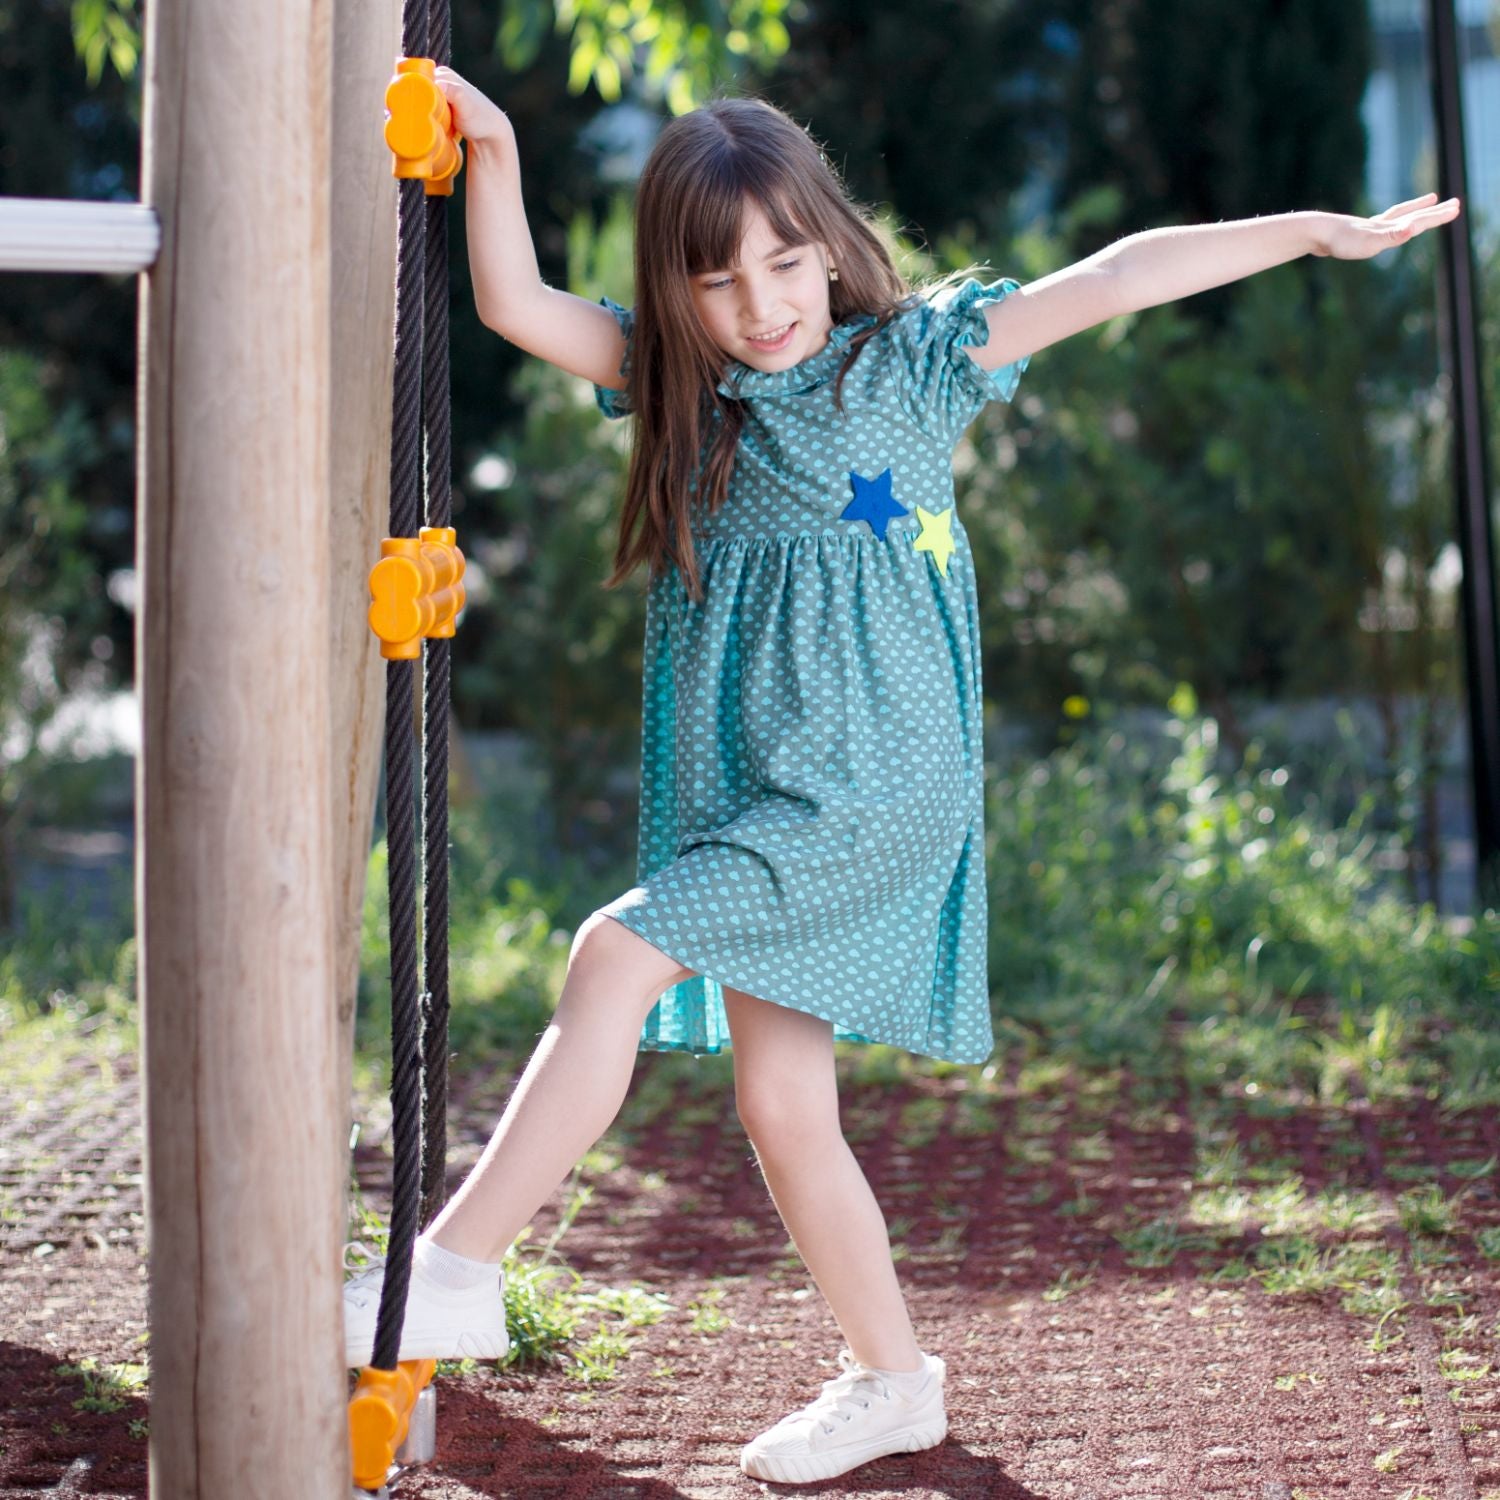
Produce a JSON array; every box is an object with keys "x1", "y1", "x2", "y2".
[
  {"x1": 413, "y1": 1234, "x2": 502, "y2": 1291},
  {"x1": 870, "y1": 1354, "x2": 930, "y2": 1389}
]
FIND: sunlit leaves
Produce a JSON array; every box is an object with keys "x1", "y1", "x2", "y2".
[
  {"x1": 71, "y1": 0, "x2": 793, "y2": 111},
  {"x1": 498, "y1": 0, "x2": 796, "y2": 114},
  {"x1": 70, "y1": 0, "x2": 138, "y2": 85}
]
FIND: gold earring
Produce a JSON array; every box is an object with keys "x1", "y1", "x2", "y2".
[{"x1": 828, "y1": 264, "x2": 840, "y2": 282}]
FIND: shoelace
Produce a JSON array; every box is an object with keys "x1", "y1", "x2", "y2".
[
  {"x1": 342, "y1": 1240, "x2": 387, "y2": 1309},
  {"x1": 801, "y1": 1349, "x2": 897, "y2": 1435}
]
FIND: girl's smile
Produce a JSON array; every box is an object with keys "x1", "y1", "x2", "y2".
[
  {"x1": 745, "y1": 321, "x2": 796, "y2": 352},
  {"x1": 690, "y1": 199, "x2": 836, "y2": 369}
]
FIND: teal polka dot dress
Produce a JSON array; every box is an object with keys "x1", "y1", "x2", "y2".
[{"x1": 592, "y1": 279, "x2": 1029, "y2": 1065}]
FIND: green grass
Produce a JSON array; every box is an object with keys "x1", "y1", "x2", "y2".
[
  {"x1": 985, "y1": 696, "x2": 1499, "y2": 1104},
  {"x1": 53, "y1": 1357, "x2": 148, "y2": 1414},
  {"x1": 1187, "y1": 1178, "x2": 1388, "y2": 1237},
  {"x1": 1041, "y1": 1264, "x2": 1096, "y2": 1302},
  {"x1": 1115, "y1": 1214, "x2": 1221, "y2": 1268}
]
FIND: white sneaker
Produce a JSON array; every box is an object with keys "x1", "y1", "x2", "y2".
[
  {"x1": 342, "y1": 1242, "x2": 510, "y2": 1368},
  {"x1": 740, "y1": 1347, "x2": 948, "y2": 1484}
]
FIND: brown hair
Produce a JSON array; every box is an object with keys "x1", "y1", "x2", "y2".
[{"x1": 599, "y1": 94, "x2": 963, "y2": 605}]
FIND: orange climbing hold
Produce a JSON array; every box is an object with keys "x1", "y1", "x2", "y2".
[
  {"x1": 384, "y1": 57, "x2": 463, "y2": 196},
  {"x1": 368, "y1": 526, "x2": 466, "y2": 660},
  {"x1": 348, "y1": 1357, "x2": 436, "y2": 1493}
]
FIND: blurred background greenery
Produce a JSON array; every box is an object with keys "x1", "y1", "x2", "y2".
[{"x1": 2, "y1": 0, "x2": 1497, "y2": 1073}]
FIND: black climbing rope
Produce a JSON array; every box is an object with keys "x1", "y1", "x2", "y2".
[
  {"x1": 369, "y1": 0, "x2": 450, "y2": 1376},
  {"x1": 419, "y1": 0, "x2": 454, "y2": 1234}
]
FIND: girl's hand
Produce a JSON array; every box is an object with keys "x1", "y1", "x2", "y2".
[
  {"x1": 1311, "y1": 192, "x2": 1462, "y2": 258},
  {"x1": 433, "y1": 66, "x2": 512, "y2": 145}
]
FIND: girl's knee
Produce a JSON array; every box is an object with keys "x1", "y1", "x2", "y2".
[
  {"x1": 735, "y1": 1083, "x2": 842, "y2": 1152},
  {"x1": 724, "y1": 989, "x2": 839, "y2": 1146},
  {"x1": 569, "y1": 907, "x2": 696, "y2": 1004}
]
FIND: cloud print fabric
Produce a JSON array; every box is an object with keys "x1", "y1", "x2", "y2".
[{"x1": 593, "y1": 278, "x2": 1029, "y2": 1064}]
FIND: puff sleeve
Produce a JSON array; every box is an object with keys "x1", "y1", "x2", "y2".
[
  {"x1": 898, "y1": 276, "x2": 1029, "y2": 445},
  {"x1": 591, "y1": 295, "x2": 635, "y2": 420}
]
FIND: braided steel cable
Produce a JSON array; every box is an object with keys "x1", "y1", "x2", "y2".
[
  {"x1": 418, "y1": 0, "x2": 455, "y2": 1228},
  {"x1": 371, "y1": 656, "x2": 422, "y2": 1374},
  {"x1": 368, "y1": 0, "x2": 430, "y2": 1364}
]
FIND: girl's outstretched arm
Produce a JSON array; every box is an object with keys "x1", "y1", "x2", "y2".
[
  {"x1": 434, "y1": 68, "x2": 629, "y2": 391},
  {"x1": 970, "y1": 193, "x2": 1462, "y2": 374}
]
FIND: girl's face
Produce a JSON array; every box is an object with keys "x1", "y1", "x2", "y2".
[{"x1": 689, "y1": 199, "x2": 836, "y2": 370}]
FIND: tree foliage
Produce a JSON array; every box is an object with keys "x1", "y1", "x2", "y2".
[
  {"x1": 743, "y1": 0, "x2": 1051, "y2": 256},
  {"x1": 69, "y1": 0, "x2": 137, "y2": 86},
  {"x1": 501, "y1": 0, "x2": 794, "y2": 114},
  {"x1": 0, "y1": 352, "x2": 117, "y2": 923},
  {"x1": 1019, "y1": 0, "x2": 1374, "y2": 259},
  {"x1": 68, "y1": 0, "x2": 797, "y2": 115}
]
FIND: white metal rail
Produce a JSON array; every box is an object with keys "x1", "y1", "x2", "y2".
[{"x1": 0, "y1": 198, "x2": 159, "y2": 274}]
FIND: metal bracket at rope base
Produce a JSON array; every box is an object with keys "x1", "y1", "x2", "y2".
[
  {"x1": 384, "y1": 57, "x2": 463, "y2": 195},
  {"x1": 349, "y1": 1359, "x2": 437, "y2": 1492},
  {"x1": 398, "y1": 1383, "x2": 437, "y2": 1465},
  {"x1": 367, "y1": 526, "x2": 466, "y2": 659}
]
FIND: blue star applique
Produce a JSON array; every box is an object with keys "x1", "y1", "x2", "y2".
[{"x1": 839, "y1": 467, "x2": 909, "y2": 540}]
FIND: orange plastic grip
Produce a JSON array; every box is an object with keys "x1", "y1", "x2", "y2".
[
  {"x1": 349, "y1": 1357, "x2": 436, "y2": 1494},
  {"x1": 368, "y1": 526, "x2": 467, "y2": 660},
  {"x1": 384, "y1": 57, "x2": 463, "y2": 196}
]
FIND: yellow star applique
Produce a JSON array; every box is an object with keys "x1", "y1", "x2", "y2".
[{"x1": 912, "y1": 505, "x2": 956, "y2": 576}]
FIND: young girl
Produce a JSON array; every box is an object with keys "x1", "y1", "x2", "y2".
[{"x1": 344, "y1": 73, "x2": 1459, "y2": 1484}]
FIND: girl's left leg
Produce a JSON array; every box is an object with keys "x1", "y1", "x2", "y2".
[{"x1": 722, "y1": 985, "x2": 923, "y2": 1374}]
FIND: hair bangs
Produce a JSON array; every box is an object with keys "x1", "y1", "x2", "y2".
[{"x1": 680, "y1": 158, "x2": 816, "y2": 275}]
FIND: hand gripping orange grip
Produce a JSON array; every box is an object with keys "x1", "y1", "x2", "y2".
[
  {"x1": 349, "y1": 1357, "x2": 436, "y2": 1493},
  {"x1": 384, "y1": 57, "x2": 463, "y2": 195},
  {"x1": 368, "y1": 527, "x2": 467, "y2": 660}
]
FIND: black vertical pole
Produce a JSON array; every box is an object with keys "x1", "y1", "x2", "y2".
[{"x1": 1424, "y1": 0, "x2": 1500, "y2": 912}]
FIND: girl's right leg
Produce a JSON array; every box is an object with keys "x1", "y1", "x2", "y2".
[{"x1": 419, "y1": 910, "x2": 694, "y2": 1263}]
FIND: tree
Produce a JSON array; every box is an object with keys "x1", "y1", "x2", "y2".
[
  {"x1": 0, "y1": 351, "x2": 114, "y2": 925},
  {"x1": 0, "y1": 0, "x2": 138, "y2": 677},
  {"x1": 1034, "y1": 0, "x2": 1373, "y2": 258},
  {"x1": 745, "y1": 0, "x2": 1048, "y2": 258}
]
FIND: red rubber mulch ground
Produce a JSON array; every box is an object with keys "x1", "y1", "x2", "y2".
[{"x1": 3, "y1": 1020, "x2": 1499, "y2": 1499}]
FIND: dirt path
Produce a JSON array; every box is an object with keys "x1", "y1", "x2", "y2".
[{"x1": 3, "y1": 1029, "x2": 1498, "y2": 1499}]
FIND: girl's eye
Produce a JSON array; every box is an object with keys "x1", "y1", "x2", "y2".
[{"x1": 700, "y1": 258, "x2": 802, "y2": 291}]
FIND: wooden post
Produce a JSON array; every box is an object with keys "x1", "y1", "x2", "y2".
[
  {"x1": 136, "y1": 0, "x2": 345, "y2": 1492},
  {"x1": 329, "y1": 0, "x2": 401, "y2": 1103}
]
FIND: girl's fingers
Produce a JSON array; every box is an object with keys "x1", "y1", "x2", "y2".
[
  {"x1": 1383, "y1": 200, "x2": 1461, "y2": 243},
  {"x1": 1375, "y1": 192, "x2": 1438, "y2": 220},
  {"x1": 1405, "y1": 200, "x2": 1462, "y2": 230},
  {"x1": 1380, "y1": 193, "x2": 1461, "y2": 223}
]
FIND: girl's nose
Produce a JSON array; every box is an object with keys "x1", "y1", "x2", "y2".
[{"x1": 742, "y1": 282, "x2": 777, "y2": 321}]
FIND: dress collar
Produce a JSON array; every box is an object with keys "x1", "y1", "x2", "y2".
[{"x1": 714, "y1": 313, "x2": 879, "y2": 400}]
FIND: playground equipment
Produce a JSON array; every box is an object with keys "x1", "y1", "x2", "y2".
[
  {"x1": 385, "y1": 57, "x2": 465, "y2": 193},
  {"x1": 368, "y1": 528, "x2": 467, "y2": 660},
  {"x1": 0, "y1": 0, "x2": 474, "y2": 1483},
  {"x1": 349, "y1": 1359, "x2": 438, "y2": 1494},
  {"x1": 347, "y1": 26, "x2": 470, "y2": 1494}
]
